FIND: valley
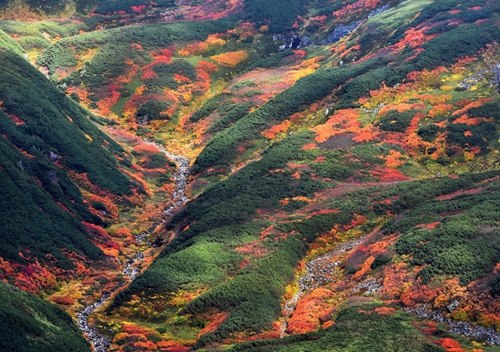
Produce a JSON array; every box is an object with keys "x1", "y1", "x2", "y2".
[
  {"x1": 76, "y1": 142, "x2": 191, "y2": 352},
  {"x1": 0, "y1": 0, "x2": 499, "y2": 351}
]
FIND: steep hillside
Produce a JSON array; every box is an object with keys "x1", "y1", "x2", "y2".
[
  {"x1": 0, "y1": 282, "x2": 89, "y2": 352},
  {"x1": 0, "y1": 0, "x2": 499, "y2": 351},
  {"x1": 0, "y1": 49, "x2": 137, "y2": 292},
  {"x1": 104, "y1": 0, "x2": 499, "y2": 350}
]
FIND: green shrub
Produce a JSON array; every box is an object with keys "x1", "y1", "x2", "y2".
[
  {"x1": 377, "y1": 110, "x2": 416, "y2": 133},
  {"x1": 0, "y1": 283, "x2": 89, "y2": 352}
]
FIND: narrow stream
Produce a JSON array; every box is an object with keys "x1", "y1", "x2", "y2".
[
  {"x1": 280, "y1": 235, "x2": 500, "y2": 345},
  {"x1": 77, "y1": 141, "x2": 190, "y2": 352},
  {"x1": 280, "y1": 236, "x2": 367, "y2": 337}
]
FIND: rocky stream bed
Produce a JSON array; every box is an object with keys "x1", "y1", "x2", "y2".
[
  {"x1": 280, "y1": 236, "x2": 500, "y2": 345},
  {"x1": 77, "y1": 141, "x2": 190, "y2": 352}
]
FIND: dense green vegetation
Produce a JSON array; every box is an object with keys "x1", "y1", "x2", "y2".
[
  {"x1": 243, "y1": 0, "x2": 308, "y2": 32},
  {"x1": 190, "y1": 94, "x2": 228, "y2": 123},
  {"x1": 0, "y1": 50, "x2": 131, "y2": 267},
  {"x1": 393, "y1": 179, "x2": 500, "y2": 284},
  {"x1": 0, "y1": 29, "x2": 24, "y2": 55},
  {"x1": 0, "y1": 50, "x2": 131, "y2": 193},
  {"x1": 207, "y1": 102, "x2": 253, "y2": 133},
  {"x1": 0, "y1": 283, "x2": 89, "y2": 352},
  {"x1": 0, "y1": 21, "x2": 84, "y2": 40},
  {"x1": 231, "y1": 303, "x2": 444, "y2": 352},
  {"x1": 377, "y1": 110, "x2": 416, "y2": 133}
]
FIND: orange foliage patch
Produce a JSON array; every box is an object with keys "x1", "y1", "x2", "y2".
[
  {"x1": 334, "y1": 0, "x2": 380, "y2": 18},
  {"x1": 286, "y1": 287, "x2": 334, "y2": 334},
  {"x1": 439, "y1": 338, "x2": 464, "y2": 352},
  {"x1": 289, "y1": 57, "x2": 321, "y2": 80},
  {"x1": 428, "y1": 103, "x2": 454, "y2": 118},
  {"x1": 210, "y1": 50, "x2": 248, "y2": 67},
  {"x1": 381, "y1": 262, "x2": 410, "y2": 298},
  {"x1": 302, "y1": 143, "x2": 318, "y2": 151},
  {"x1": 385, "y1": 150, "x2": 405, "y2": 168},
  {"x1": 261, "y1": 120, "x2": 291, "y2": 139},
  {"x1": 400, "y1": 284, "x2": 438, "y2": 306},
  {"x1": 51, "y1": 295, "x2": 75, "y2": 305},
  {"x1": 393, "y1": 27, "x2": 437, "y2": 51},
  {"x1": 312, "y1": 109, "x2": 365, "y2": 143},
  {"x1": 417, "y1": 221, "x2": 441, "y2": 230},
  {"x1": 352, "y1": 255, "x2": 375, "y2": 280},
  {"x1": 173, "y1": 73, "x2": 192, "y2": 84},
  {"x1": 373, "y1": 306, "x2": 396, "y2": 316},
  {"x1": 121, "y1": 322, "x2": 151, "y2": 335},
  {"x1": 133, "y1": 142, "x2": 161, "y2": 154},
  {"x1": 235, "y1": 241, "x2": 268, "y2": 257},
  {"x1": 452, "y1": 97, "x2": 492, "y2": 117},
  {"x1": 87, "y1": 193, "x2": 119, "y2": 219},
  {"x1": 453, "y1": 114, "x2": 491, "y2": 126},
  {"x1": 370, "y1": 167, "x2": 409, "y2": 182},
  {"x1": 198, "y1": 312, "x2": 229, "y2": 337},
  {"x1": 96, "y1": 89, "x2": 120, "y2": 115},
  {"x1": 378, "y1": 103, "x2": 425, "y2": 117}
]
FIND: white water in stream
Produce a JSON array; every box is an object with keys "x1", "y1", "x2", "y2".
[{"x1": 77, "y1": 141, "x2": 190, "y2": 352}]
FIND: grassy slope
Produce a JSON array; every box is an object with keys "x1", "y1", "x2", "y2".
[{"x1": 0, "y1": 282, "x2": 89, "y2": 352}]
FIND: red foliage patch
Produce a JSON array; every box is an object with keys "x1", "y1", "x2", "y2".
[
  {"x1": 156, "y1": 341, "x2": 190, "y2": 352},
  {"x1": 198, "y1": 312, "x2": 229, "y2": 337},
  {"x1": 235, "y1": 241, "x2": 268, "y2": 257},
  {"x1": 131, "y1": 4, "x2": 147, "y2": 13},
  {"x1": 8, "y1": 114, "x2": 25, "y2": 126},
  {"x1": 435, "y1": 187, "x2": 484, "y2": 201},
  {"x1": 438, "y1": 338, "x2": 464, "y2": 352}
]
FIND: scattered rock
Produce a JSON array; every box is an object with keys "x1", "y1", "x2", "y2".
[
  {"x1": 77, "y1": 141, "x2": 190, "y2": 352},
  {"x1": 447, "y1": 299, "x2": 460, "y2": 312},
  {"x1": 47, "y1": 169, "x2": 58, "y2": 184},
  {"x1": 49, "y1": 151, "x2": 59, "y2": 162},
  {"x1": 493, "y1": 63, "x2": 500, "y2": 92},
  {"x1": 405, "y1": 306, "x2": 500, "y2": 345}
]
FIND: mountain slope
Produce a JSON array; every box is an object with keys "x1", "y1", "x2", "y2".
[
  {"x1": 0, "y1": 0, "x2": 499, "y2": 351},
  {"x1": 0, "y1": 49, "x2": 133, "y2": 291},
  {"x1": 0, "y1": 282, "x2": 89, "y2": 352}
]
